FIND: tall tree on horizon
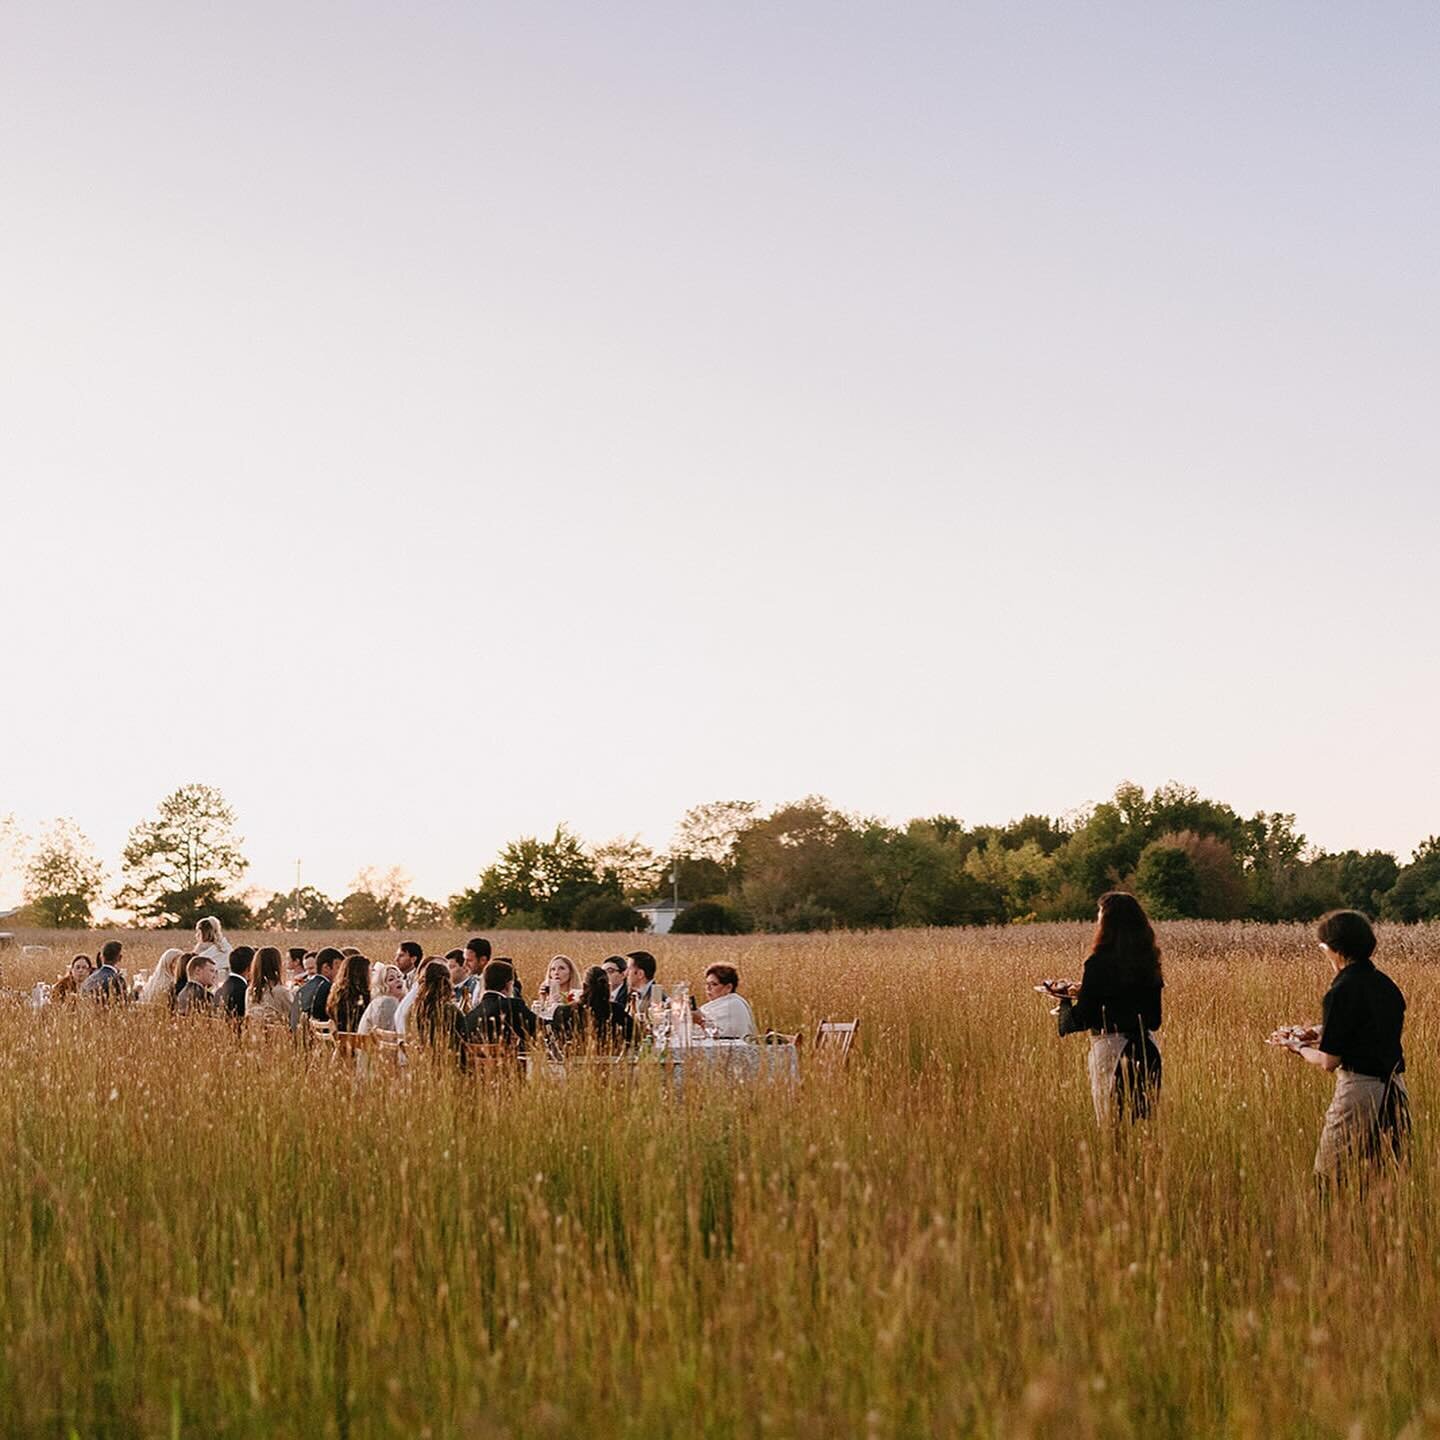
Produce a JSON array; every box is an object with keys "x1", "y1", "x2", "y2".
[{"x1": 116, "y1": 783, "x2": 248, "y2": 927}]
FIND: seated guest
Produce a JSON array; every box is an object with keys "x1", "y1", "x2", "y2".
[
  {"x1": 285, "y1": 947, "x2": 309, "y2": 988},
  {"x1": 698, "y1": 964, "x2": 757, "y2": 1039},
  {"x1": 624, "y1": 951, "x2": 666, "y2": 1017},
  {"x1": 52, "y1": 954, "x2": 95, "y2": 1001},
  {"x1": 247, "y1": 947, "x2": 298, "y2": 1033},
  {"x1": 458, "y1": 937, "x2": 492, "y2": 1009},
  {"x1": 603, "y1": 955, "x2": 628, "y2": 1005},
  {"x1": 445, "y1": 951, "x2": 469, "y2": 1006},
  {"x1": 395, "y1": 957, "x2": 445, "y2": 1034},
  {"x1": 358, "y1": 964, "x2": 406, "y2": 1034},
  {"x1": 298, "y1": 948, "x2": 341, "y2": 1022},
  {"x1": 80, "y1": 941, "x2": 129, "y2": 1004},
  {"x1": 411, "y1": 959, "x2": 463, "y2": 1061},
  {"x1": 217, "y1": 946, "x2": 253, "y2": 1028},
  {"x1": 394, "y1": 940, "x2": 424, "y2": 990},
  {"x1": 139, "y1": 948, "x2": 185, "y2": 1006},
  {"x1": 535, "y1": 954, "x2": 581, "y2": 1019},
  {"x1": 458, "y1": 959, "x2": 538, "y2": 1047},
  {"x1": 175, "y1": 955, "x2": 219, "y2": 1016},
  {"x1": 327, "y1": 954, "x2": 372, "y2": 1033},
  {"x1": 552, "y1": 965, "x2": 628, "y2": 1049}
]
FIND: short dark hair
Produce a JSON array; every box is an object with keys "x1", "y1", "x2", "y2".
[
  {"x1": 186, "y1": 954, "x2": 211, "y2": 978},
  {"x1": 602, "y1": 954, "x2": 627, "y2": 972},
  {"x1": 230, "y1": 945, "x2": 255, "y2": 975},
  {"x1": 399, "y1": 940, "x2": 424, "y2": 962},
  {"x1": 705, "y1": 963, "x2": 740, "y2": 990},
  {"x1": 626, "y1": 950, "x2": 656, "y2": 981},
  {"x1": 287, "y1": 947, "x2": 307, "y2": 963},
  {"x1": 315, "y1": 947, "x2": 343, "y2": 973},
  {"x1": 100, "y1": 940, "x2": 123, "y2": 966},
  {"x1": 482, "y1": 959, "x2": 514, "y2": 992},
  {"x1": 1318, "y1": 910, "x2": 1377, "y2": 964},
  {"x1": 465, "y1": 937, "x2": 492, "y2": 962},
  {"x1": 444, "y1": 948, "x2": 465, "y2": 963}
]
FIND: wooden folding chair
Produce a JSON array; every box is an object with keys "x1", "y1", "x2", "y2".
[
  {"x1": 308, "y1": 1017, "x2": 336, "y2": 1047},
  {"x1": 464, "y1": 1040, "x2": 524, "y2": 1078},
  {"x1": 813, "y1": 1018, "x2": 859, "y2": 1064},
  {"x1": 372, "y1": 1029, "x2": 407, "y2": 1071}
]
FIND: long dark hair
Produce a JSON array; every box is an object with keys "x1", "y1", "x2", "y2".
[
  {"x1": 580, "y1": 965, "x2": 611, "y2": 1018},
  {"x1": 253, "y1": 946, "x2": 283, "y2": 1002},
  {"x1": 413, "y1": 960, "x2": 456, "y2": 1048},
  {"x1": 327, "y1": 954, "x2": 372, "y2": 1029},
  {"x1": 1091, "y1": 891, "x2": 1163, "y2": 985}
]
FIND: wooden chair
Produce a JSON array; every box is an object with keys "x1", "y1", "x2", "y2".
[
  {"x1": 813, "y1": 1018, "x2": 859, "y2": 1064},
  {"x1": 308, "y1": 1017, "x2": 336, "y2": 1047},
  {"x1": 372, "y1": 1029, "x2": 407, "y2": 1071},
  {"x1": 464, "y1": 1041, "x2": 524, "y2": 1078}
]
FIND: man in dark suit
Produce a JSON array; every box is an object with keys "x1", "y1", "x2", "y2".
[
  {"x1": 217, "y1": 945, "x2": 253, "y2": 1029},
  {"x1": 458, "y1": 959, "x2": 537, "y2": 1047},
  {"x1": 297, "y1": 948, "x2": 340, "y2": 1021},
  {"x1": 175, "y1": 955, "x2": 219, "y2": 1016},
  {"x1": 80, "y1": 940, "x2": 129, "y2": 1004}
]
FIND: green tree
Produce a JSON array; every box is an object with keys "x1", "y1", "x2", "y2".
[
  {"x1": 569, "y1": 894, "x2": 647, "y2": 931},
  {"x1": 22, "y1": 819, "x2": 106, "y2": 928},
  {"x1": 963, "y1": 837, "x2": 1055, "y2": 921},
  {"x1": 589, "y1": 836, "x2": 662, "y2": 902},
  {"x1": 1134, "y1": 842, "x2": 1202, "y2": 919},
  {"x1": 670, "y1": 900, "x2": 751, "y2": 935},
  {"x1": 117, "y1": 784, "x2": 248, "y2": 927},
  {"x1": 673, "y1": 801, "x2": 757, "y2": 868},
  {"x1": 1332, "y1": 850, "x2": 1401, "y2": 916},
  {"x1": 450, "y1": 825, "x2": 610, "y2": 929},
  {"x1": 254, "y1": 886, "x2": 338, "y2": 930},
  {"x1": 1381, "y1": 839, "x2": 1440, "y2": 922}
]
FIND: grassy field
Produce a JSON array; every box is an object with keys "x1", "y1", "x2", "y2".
[{"x1": 0, "y1": 923, "x2": 1436, "y2": 1439}]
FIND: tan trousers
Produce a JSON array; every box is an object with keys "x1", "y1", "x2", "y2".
[
  {"x1": 1314, "y1": 1068, "x2": 1408, "y2": 1180},
  {"x1": 1086, "y1": 1032, "x2": 1160, "y2": 1125}
]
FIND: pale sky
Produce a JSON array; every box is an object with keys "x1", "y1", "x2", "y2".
[{"x1": 2, "y1": 1, "x2": 1437, "y2": 907}]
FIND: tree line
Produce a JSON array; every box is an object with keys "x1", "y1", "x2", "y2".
[{"x1": 5, "y1": 782, "x2": 1439, "y2": 932}]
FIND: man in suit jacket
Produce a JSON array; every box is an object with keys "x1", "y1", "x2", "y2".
[
  {"x1": 297, "y1": 948, "x2": 340, "y2": 1022},
  {"x1": 80, "y1": 940, "x2": 129, "y2": 1004},
  {"x1": 625, "y1": 951, "x2": 666, "y2": 1014},
  {"x1": 217, "y1": 945, "x2": 253, "y2": 1029},
  {"x1": 175, "y1": 955, "x2": 219, "y2": 1016},
  {"x1": 458, "y1": 959, "x2": 538, "y2": 1048}
]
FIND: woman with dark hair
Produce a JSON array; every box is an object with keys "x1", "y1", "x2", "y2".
[
  {"x1": 1054, "y1": 892, "x2": 1163, "y2": 1123},
  {"x1": 551, "y1": 965, "x2": 628, "y2": 1049},
  {"x1": 411, "y1": 959, "x2": 462, "y2": 1062},
  {"x1": 247, "y1": 946, "x2": 298, "y2": 1033},
  {"x1": 699, "y1": 963, "x2": 758, "y2": 1040},
  {"x1": 326, "y1": 954, "x2": 372, "y2": 1033},
  {"x1": 1278, "y1": 910, "x2": 1408, "y2": 1185}
]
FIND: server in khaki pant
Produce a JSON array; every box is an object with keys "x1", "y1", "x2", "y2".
[{"x1": 1284, "y1": 909, "x2": 1409, "y2": 1184}]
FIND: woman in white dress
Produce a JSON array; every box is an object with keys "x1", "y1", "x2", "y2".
[
  {"x1": 138, "y1": 948, "x2": 185, "y2": 1006},
  {"x1": 358, "y1": 965, "x2": 406, "y2": 1035},
  {"x1": 192, "y1": 916, "x2": 234, "y2": 985},
  {"x1": 698, "y1": 964, "x2": 758, "y2": 1040}
]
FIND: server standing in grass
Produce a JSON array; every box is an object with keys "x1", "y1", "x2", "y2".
[
  {"x1": 1285, "y1": 910, "x2": 1409, "y2": 1186},
  {"x1": 1053, "y1": 891, "x2": 1164, "y2": 1123}
]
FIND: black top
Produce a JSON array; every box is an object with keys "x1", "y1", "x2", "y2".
[
  {"x1": 458, "y1": 991, "x2": 539, "y2": 1046},
  {"x1": 1319, "y1": 958, "x2": 1405, "y2": 1078},
  {"x1": 297, "y1": 974, "x2": 332, "y2": 1020},
  {"x1": 217, "y1": 974, "x2": 248, "y2": 1023},
  {"x1": 1057, "y1": 953, "x2": 1163, "y2": 1037}
]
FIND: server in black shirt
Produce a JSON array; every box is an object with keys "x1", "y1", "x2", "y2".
[
  {"x1": 1285, "y1": 910, "x2": 1409, "y2": 1183},
  {"x1": 1055, "y1": 891, "x2": 1164, "y2": 1123}
]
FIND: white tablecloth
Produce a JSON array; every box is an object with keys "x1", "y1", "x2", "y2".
[{"x1": 657, "y1": 1037, "x2": 800, "y2": 1084}]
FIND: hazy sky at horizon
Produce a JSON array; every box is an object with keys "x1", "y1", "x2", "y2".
[{"x1": 2, "y1": 1, "x2": 1437, "y2": 906}]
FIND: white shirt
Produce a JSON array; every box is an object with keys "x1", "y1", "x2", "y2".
[
  {"x1": 698, "y1": 992, "x2": 757, "y2": 1040},
  {"x1": 394, "y1": 981, "x2": 420, "y2": 1035},
  {"x1": 194, "y1": 937, "x2": 233, "y2": 983}
]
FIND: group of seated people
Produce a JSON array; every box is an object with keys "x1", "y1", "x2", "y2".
[{"x1": 44, "y1": 922, "x2": 761, "y2": 1064}]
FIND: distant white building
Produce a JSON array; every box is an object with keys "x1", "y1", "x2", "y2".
[{"x1": 636, "y1": 899, "x2": 687, "y2": 935}]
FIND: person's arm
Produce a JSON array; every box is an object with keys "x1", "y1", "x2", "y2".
[{"x1": 1298, "y1": 1045, "x2": 1342, "y2": 1071}]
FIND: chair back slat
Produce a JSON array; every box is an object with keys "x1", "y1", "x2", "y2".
[{"x1": 813, "y1": 1018, "x2": 859, "y2": 1064}]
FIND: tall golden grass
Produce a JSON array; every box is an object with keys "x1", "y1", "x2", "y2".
[{"x1": 0, "y1": 922, "x2": 1435, "y2": 1438}]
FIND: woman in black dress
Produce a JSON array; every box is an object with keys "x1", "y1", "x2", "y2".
[
  {"x1": 1055, "y1": 891, "x2": 1164, "y2": 1123},
  {"x1": 1282, "y1": 910, "x2": 1408, "y2": 1185}
]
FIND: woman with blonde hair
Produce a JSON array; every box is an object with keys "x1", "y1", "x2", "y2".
[
  {"x1": 358, "y1": 964, "x2": 406, "y2": 1035},
  {"x1": 192, "y1": 916, "x2": 234, "y2": 985},
  {"x1": 535, "y1": 955, "x2": 580, "y2": 1019},
  {"x1": 246, "y1": 946, "x2": 298, "y2": 1033},
  {"x1": 138, "y1": 948, "x2": 185, "y2": 1006}
]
